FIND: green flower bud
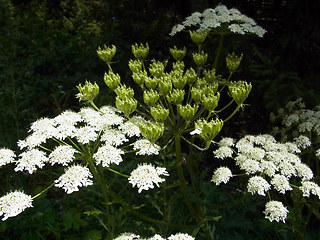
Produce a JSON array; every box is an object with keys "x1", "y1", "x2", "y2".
[
  {"x1": 189, "y1": 30, "x2": 209, "y2": 45},
  {"x1": 228, "y1": 81, "x2": 252, "y2": 105},
  {"x1": 184, "y1": 68, "x2": 197, "y2": 85},
  {"x1": 132, "y1": 71, "x2": 147, "y2": 86},
  {"x1": 129, "y1": 59, "x2": 143, "y2": 73},
  {"x1": 194, "y1": 118, "x2": 223, "y2": 142},
  {"x1": 170, "y1": 46, "x2": 187, "y2": 61},
  {"x1": 173, "y1": 61, "x2": 185, "y2": 71},
  {"x1": 145, "y1": 76, "x2": 159, "y2": 90},
  {"x1": 104, "y1": 71, "x2": 121, "y2": 90},
  {"x1": 191, "y1": 87, "x2": 202, "y2": 103},
  {"x1": 201, "y1": 92, "x2": 220, "y2": 112},
  {"x1": 149, "y1": 60, "x2": 167, "y2": 78},
  {"x1": 203, "y1": 83, "x2": 218, "y2": 96},
  {"x1": 166, "y1": 89, "x2": 185, "y2": 105},
  {"x1": 150, "y1": 104, "x2": 170, "y2": 122},
  {"x1": 76, "y1": 81, "x2": 99, "y2": 102},
  {"x1": 193, "y1": 51, "x2": 208, "y2": 67},
  {"x1": 172, "y1": 70, "x2": 187, "y2": 89},
  {"x1": 116, "y1": 96, "x2": 137, "y2": 118},
  {"x1": 115, "y1": 84, "x2": 135, "y2": 99},
  {"x1": 204, "y1": 69, "x2": 217, "y2": 83},
  {"x1": 158, "y1": 75, "x2": 172, "y2": 96},
  {"x1": 139, "y1": 121, "x2": 164, "y2": 143},
  {"x1": 143, "y1": 89, "x2": 160, "y2": 106},
  {"x1": 178, "y1": 104, "x2": 198, "y2": 122},
  {"x1": 226, "y1": 53, "x2": 243, "y2": 72},
  {"x1": 132, "y1": 43, "x2": 149, "y2": 60},
  {"x1": 97, "y1": 45, "x2": 116, "y2": 63}
]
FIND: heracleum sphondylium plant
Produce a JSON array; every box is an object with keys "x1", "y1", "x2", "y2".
[{"x1": 0, "y1": 4, "x2": 267, "y2": 239}]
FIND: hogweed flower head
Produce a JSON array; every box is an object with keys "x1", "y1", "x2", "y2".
[
  {"x1": 129, "y1": 163, "x2": 169, "y2": 193},
  {"x1": 76, "y1": 81, "x2": 99, "y2": 102},
  {"x1": 0, "y1": 148, "x2": 16, "y2": 166},
  {"x1": 194, "y1": 118, "x2": 223, "y2": 143},
  {"x1": 133, "y1": 139, "x2": 160, "y2": 155},
  {"x1": 15, "y1": 149, "x2": 49, "y2": 174},
  {"x1": 132, "y1": 43, "x2": 149, "y2": 60},
  {"x1": 158, "y1": 75, "x2": 172, "y2": 95},
  {"x1": 128, "y1": 59, "x2": 143, "y2": 73},
  {"x1": 211, "y1": 167, "x2": 232, "y2": 185},
  {"x1": 184, "y1": 68, "x2": 197, "y2": 85},
  {"x1": 132, "y1": 71, "x2": 147, "y2": 86},
  {"x1": 149, "y1": 60, "x2": 167, "y2": 78},
  {"x1": 49, "y1": 145, "x2": 77, "y2": 166},
  {"x1": 94, "y1": 144, "x2": 124, "y2": 167},
  {"x1": 201, "y1": 92, "x2": 220, "y2": 112},
  {"x1": 264, "y1": 201, "x2": 289, "y2": 223},
  {"x1": 0, "y1": 191, "x2": 33, "y2": 221},
  {"x1": 97, "y1": 45, "x2": 116, "y2": 63},
  {"x1": 166, "y1": 89, "x2": 185, "y2": 105},
  {"x1": 115, "y1": 85, "x2": 135, "y2": 99},
  {"x1": 178, "y1": 104, "x2": 198, "y2": 122},
  {"x1": 115, "y1": 97, "x2": 137, "y2": 118},
  {"x1": 143, "y1": 89, "x2": 160, "y2": 106},
  {"x1": 54, "y1": 165, "x2": 93, "y2": 194}
]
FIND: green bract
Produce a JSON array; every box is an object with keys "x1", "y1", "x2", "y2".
[
  {"x1": 129, "y1": 59, "x2": 143, "y2": 73},
  {"x1": 76, "y1": 81, "x2": 99, "y2": 102},
  {"x1": 189, "y1": 30, "x2": 209, "y2": 45},
  {"x1": 139, "y1": 121, "x2": 164, "y2": 143},
  {"x1": 151, "y1": 105, "x2": 170, "y2": 122},
  {"x1": 166, "y1": 89, "x2": 185, "y2": 105},
  {"x1": 226, "y1": 53, "x2": 243, "y2": 72},
  {"x1": 158, "y1": 76, "x2": 172, "y2": 96},
  {"x1": 97, "y1": 45, "x2": 116, "y2": 64},
  {"x1": 178, "y1": 104, "x2": 198, "y2": 122},
  {"x1": 143, "y1": 89, "x2": 160, "y2": 106},
  {"x1": 115, "y1": 96, "x2": 137, "y2": 118},
  {"x1": 132, "y1": 43, "x2": 149, "y2": 60},
  {"x1": 228, "y1": 81, "x2": 252, "y2": 105},
  {"x1": 201, "y1": 92, "x2": 220, "y2": 112},
  {"x1": 149, "y1": 60, "x2": 167, "y2": 78},
  {"x1": 193, "y1": 51, "x2": 208, "y2": 67},
  {"x1": 115, "y1": 85, "x2": 135, "y2": 99},
  {"x1": 104, "y1": 71, "x2": 121, "y2": 90},
  {"x1": 170, "y1": 46, "x2": 187, "y2": 61},
  {"x1": 195, "y1": 118, "x2": 224, "y2": 143}
]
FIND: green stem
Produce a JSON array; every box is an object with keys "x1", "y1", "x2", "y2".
[
  {"x1": 174, "y1": 133, "x2": 199, "y2": 221},
  {"x1": 213, "y1": 34, "x2": 224, "y2": 70},
  {"x1": 224, "y1": 104, "x2": 241, "y2": 122},
  {"x1": 32, "y1": 183, "x2": 55, "y2": 200},
  {"x1": 107, "y1": 167, "x2": 130, "y2": 178}
]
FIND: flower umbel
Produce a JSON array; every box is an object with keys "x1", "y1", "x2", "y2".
[
  {"x1": 0, "y1": 191, "x2": 33, "y2": 221},
  {"x1": 129, "y1": 163, "x2": 169, "y2": 193}
]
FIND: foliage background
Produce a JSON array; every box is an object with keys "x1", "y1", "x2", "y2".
[{"x1": 0, "y1": 0, "x2": 319, "y2": 239}]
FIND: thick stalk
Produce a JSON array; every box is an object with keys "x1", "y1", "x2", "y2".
[
  {"x1": 174, "y1": 133, "x2": 199, "y2": 221},
  {"x1": 213, "y1": 34, "x2": 224, "y2": 70}
]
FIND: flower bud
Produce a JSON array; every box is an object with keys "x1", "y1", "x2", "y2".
[
  {"x1": 201, "y1": 92, "x2": 220, "y2": 112},
  {"x1": 193, "y1": 51, "x2": 208, "y2": 67},
  {"x1": 204, "y1": 69, "x2": 217, "y2": 83},
  {"x1": 132, "y1": 71, "x2": 147, "y2": 86},
  {"x1": 143, "y1": 89, "x2": 160, "y2": 106},
  {"x1": 149, "y1": 60, "x2": 167, "y2": 78},
  {"x1": 172, "y1": 70, "x2": 187, "y2": 89},
  {"x1": 76, "y1": 81, "x2": 99, "y2": 102},
  {"x1": 129, "y1": 59, "x2": 143, "y2": 73},
  {"x1": 195, "y1": 118, "x2": 223, "y2": 142},
  {"x1": 115, "y1": 85, "x2": 134, "y2": 99},
  {"x1": 158, "y1": 75, "x2": 172, "y2": 96},
  {"x1": 150, "y1": 105, "x2": 170, "y2": 122},
  {"x1": 166, "y1": 89, "x2": 185, "y2": 105},
  {"x1": 184, "y1": 68, "x2": 197, "y2": 85},
  {"x1": 191, "y1": 87, "x2": 202, "y2": 103},
  {"x1": 97, "y1": 45, "x2": 116, "y2": 63},
  {"x1": 226, "y1": 53, "x2": 243, "y2": 72},
  {"x1": 132, "y1": 43, "x2": 149, "y2": 60},
  {"x1": 228, "y1": 81, "x2": 252, "y2": 105},
  {"x1": 203, "y1": 83, "x2": 218, "y2": 96},
  {"x1": 116, "y1": 96, "x2": 137, "y2": 117},
  {"x1": 139, "y1": 121, "x2": 164, "y2": 143},
  {"x1": 173, "y1": 61, "x2": 185, "y2": 71},
  {"x1": 104, "y1": 71, "x2": 121, "y2": 90},
  {"x1": 189, "y1": 30, "x2": 209, "y2": 45},
  {"x1": 145, "y1": 76, "x2": 159, "y2": 90},
  {"x1": 178, "y1": 104, "x2": 198, "y2": 122},
  {"x1": 170, "y1": 46, "x2": 187, "y2": 61}
]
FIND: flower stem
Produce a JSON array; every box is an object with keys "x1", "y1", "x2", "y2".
[{"x1": 213, "y1": 34, "x2": 224, "y2": 70}]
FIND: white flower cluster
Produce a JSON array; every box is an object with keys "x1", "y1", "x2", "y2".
[
  {"x1": 129, "y1": 163, "x2": 169, "y2": 193},
  {"x1": 170, "y1": 5, "x2": 266, "y2": 37},
  {"x1": 0, "y1": 148, "x2": 16, "y2": 166},
  {"x1": 54, "y1": 165, "x2": 93, "y2": 194},
  {"x1": 212, "y1": 134, "x2": 320, "y2": 222},
  {"x1": 0, "y1": 191, "x2": 33, "y2": 221},
  {"x1": 114, "y1": 233, "x2": 194, "y2": 240}
]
